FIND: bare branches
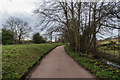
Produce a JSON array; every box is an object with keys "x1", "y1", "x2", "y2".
[
  {"x1": 34, "y1": 1, "x2": 119, "y2": 53},
  {"x1": 3, "y1": 17, "x2": 32, "y2": 43}
]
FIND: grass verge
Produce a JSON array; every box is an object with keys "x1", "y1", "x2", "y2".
[
  {"x1": 65, "y1": 45, "x2": 120, "y2": 80},
  {"x1": 2, "y1": 43, "x2": 63, "y2": 78}
]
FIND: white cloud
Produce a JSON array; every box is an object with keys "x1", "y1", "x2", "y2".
[
  {"x1": 0, "y1": 0, "x2": 41, "y2": 38},
  {"x1": 0, "y1": 0, "x2": 36, "y2": 15},
  {"x1": 0, "y1": 0, "x2": 39, "y2": 28}
]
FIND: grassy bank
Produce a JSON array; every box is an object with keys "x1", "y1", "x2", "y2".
[
  {"x1": 98, "y1": 43, "x2": 120, "y2": 64},
  {"x1": 65, "y1": 45, "x2": 120, "y2": 80},
  {"x1": 2, "y1": 43, "x2": 63, "y2": 78}
]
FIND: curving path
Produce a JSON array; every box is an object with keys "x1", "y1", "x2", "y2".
[{"x1": 30, "y1": 45, "x2": 94, "y2": 78}]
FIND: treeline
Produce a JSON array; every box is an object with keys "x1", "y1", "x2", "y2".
[
  {"x1": 34, "y1": 1, "x2": 120, "y2": 56},
  {"x1": 2, "y1": 17, "x2": 45, "y2": 45}
]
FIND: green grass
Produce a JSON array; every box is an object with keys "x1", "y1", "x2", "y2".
[
  {"x1": 2, "y1": 43, "x2": 63, "y2": 78},
  {"x1": 98, "y1": 39, "x2": 120, "y2": 45},
  {"x1": 99, "y1": 46, "x2": 119, "y2": 56},
  {"x1": 98, "y1": 47, "x2": 120, "y2": 64},
  {"x1": 65, "y1": 45, "x2": 120, "y2": 80},
  {"x1": 98, "y1": 39, "x2": 120, "y2": 56}
]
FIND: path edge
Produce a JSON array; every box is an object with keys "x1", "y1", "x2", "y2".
[
  {"x1": 20, "y1": 45, "x2": 61, "y2": 80},
  {"x1": 64, "y1": 46, "x2": 96, "y2": 79}
]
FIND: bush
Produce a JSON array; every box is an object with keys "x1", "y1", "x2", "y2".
[
  {"x1": 109, "y1": 41, "x2": 116, "y2": 45},
  {"x1": 32, "y1": 33, "x2": 45, "y2": 44},
  {"x1": 2, "y1": 29, "x2": 15, "y2": 45}
]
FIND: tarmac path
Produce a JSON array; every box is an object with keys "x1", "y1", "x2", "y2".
[{"x1": 30, "y1": 45, "x2": 94, "y2": 78}]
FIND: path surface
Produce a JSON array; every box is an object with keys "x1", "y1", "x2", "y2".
[{"x1": 30, "y1": 46, "x2": 94, "y2": 78}]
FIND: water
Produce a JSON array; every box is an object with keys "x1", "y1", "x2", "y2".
[{"x1": 102, "y1": 59, "x2": 120, "y2": 68}]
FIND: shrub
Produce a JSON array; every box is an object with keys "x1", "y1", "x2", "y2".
[
  {"x1": 32, "y1": 33, "x2": 45, "y2": 43},
  {"x1": 2, "y1": 29, "x2": 15, "y2": 45}
]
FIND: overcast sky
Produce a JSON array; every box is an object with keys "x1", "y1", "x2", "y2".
[
  {"x1": 0, "y1": 0, "x2": 42, "y2": 39},
  {"x1": 0, "y1": 0, "x2": 119, "y2": 40},
  {"x1": 0, "y1": 0, "x2": 37, "y2": 25}
]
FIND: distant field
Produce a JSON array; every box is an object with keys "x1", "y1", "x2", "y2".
[
  {"x1": 99, "y1": 46, "x2": 119, "y2": 56},
  {"x1": 98, "y1": 38, "x2": 120, "y2": 44},
  {"x1": 2, "y1": 43, "x2": 63, "y2": 78},
  {"x1": 98, "y1": 38, "x2": 120, "y2": 63},
  {"x1": 98, "y1": 38, "x2": 120, "y2": 55}
]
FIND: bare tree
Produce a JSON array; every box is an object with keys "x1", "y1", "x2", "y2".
[
  {"x1": 3, "y1": 17, "x2": 32, "y2": 44},
  {"x1": 34, "y1": 1, "x2": 120, "y2": 55}
]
